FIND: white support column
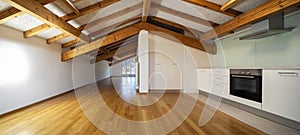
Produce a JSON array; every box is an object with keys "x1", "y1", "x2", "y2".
[{"x1": 137, "y1": 30, "x2": 149, "y2": 93}]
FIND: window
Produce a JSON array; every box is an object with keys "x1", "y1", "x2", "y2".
[{"x1": 122, "y1": 58, "x2": 136, "y2": 76}]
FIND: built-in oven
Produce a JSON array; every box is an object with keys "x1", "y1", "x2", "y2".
[{"x1": 230, "y1": 69, "x2": 262, "y2": 103}]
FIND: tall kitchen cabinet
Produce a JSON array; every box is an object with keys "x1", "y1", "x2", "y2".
[{"x1": 263, "y1": 70, "x2": 300, "y2": 122}]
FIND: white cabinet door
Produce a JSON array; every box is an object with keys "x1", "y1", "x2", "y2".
[
  {"x1": 263, "y1": 70, "x2": 300, "y2": 122},
  {"x1": 197, "y1": 69, "x2": 211, "y2": 93}
]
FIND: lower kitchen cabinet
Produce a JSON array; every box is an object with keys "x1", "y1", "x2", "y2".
[
  {"x1": 263, "y1": 70, "x2": 300, "y2": 122},
  {"x1": 197, "y1": 69, "x2": 211, "y2": 93}
]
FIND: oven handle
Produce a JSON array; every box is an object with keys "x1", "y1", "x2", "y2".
[{"x1": 231, "y1": 75, "x2": 255, "y2": 79}]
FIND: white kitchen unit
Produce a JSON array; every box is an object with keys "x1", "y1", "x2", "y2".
[
  {"x1": 197, "y1": 68, "x2": 229, "y2": 97},
  {"x1": 197, "y1": 68, "x2": 211, "y2": 93},
  {"x1": 263, "y1": 69, "x2": 300, "y2": 122},
  {"x1": 211, "y1": 68, "x2": 229, "y2": 97}
]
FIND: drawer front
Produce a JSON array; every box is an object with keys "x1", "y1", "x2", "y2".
[
  {"x1": 211, "y1": 69, "x2": 229, "y2": 77},
  {"x1": 211, "y1": 76, "x2": 229, "y2": 84},
  {"x1": 211, "y1": 82, "x2": 228, "y2": 97}
]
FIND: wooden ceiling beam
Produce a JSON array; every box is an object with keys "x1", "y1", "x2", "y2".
[
  {"x1": 62, "y1": 0, "x2": 120, "y2": 21},
  {"x1": 62, "y1": 39, "x2": 79, "y2": 48},
  {"x1": 23, "y1": 24, "x2": 51, "y2": 38},
  {"x1": 136, "y1": 23, "x2": 216, "y2": 54},
  {"x1": 93, "y1": 43, "x2": 137, "y2": 63},
  {"x1": 142, "y1": 0, "x2": 151, "y2": 22},
  {"x1": 200, "y1": 0, "x2": 300, "y2": 41},
  {"x1": 3, "y1": 0, "x2": 90, "y2": 43},
  {"x1": 61, "y1": 0, "x2": 80, "y2": 15},
  {"x1": 221, "y1": 0, "x2": 240, "y2": 11},
  {"x1": 46, "y1": 33, "x2": 69, "y2": 44},
  {"x1": 0, "y1": 7, "x2": 23, "y2": 24},
  {"x1": 0, "y1": 0, "x2": 55, "y2": 24},
  {"x1": 36, "y1": 0, "x2": 57, "y2": 5},
  {"x1": 151, "y1": 4, "x2": 219, "y2": 27},
  {"x1": 61, "y1": 23, "x2": 142, "y2": 61},
  {"x1": 111, "y1": 53, "x2": 136, "y2": 66},
  {"x1": 183, "y1": 0, "x2": 242, "y2": 17}
]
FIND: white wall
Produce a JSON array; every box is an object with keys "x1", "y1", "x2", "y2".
[
  {"x1": 0, "y1": 25, "x2": 110, "y2": 115},
  {"x1": 110, "y1": 62, "x2": 122, "y2": 77}
]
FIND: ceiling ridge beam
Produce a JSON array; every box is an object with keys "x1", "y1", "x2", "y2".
[
  {"x1": 61, "y1": 0, "x2": 120, "y2": 21},
  {"x1": 0, "y1": 7, "x2": 23, "y2": 24},
  {"x1": 200, "y1": 0, "x2": 300, "y2": 41},
  {"x1": 136, "y1": 23, "x2": 216, "y2": 54},
  {"x1": 142, "y1": 0, "x2": 151, "y2": 22},
  {"x1": 151, "y1": 3, "x2": 219, "y2": 28},
  {"x1": 61, "y1": 23, "x2": 142, "y2": 61},
  {"x1": 183, "y1": 0, "x2": 242, "y2": 17},
  {"x1": 3, "y1": 0, "x2": 90, "y2": 43}
]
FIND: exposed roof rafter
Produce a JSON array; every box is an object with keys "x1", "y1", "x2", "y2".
[
  {"x1": 3, "y1": 0, "x2": 90, "y2": 43},
  {"x1": 142, "y1": 0, "x2": 151, "y2": 22},
  {"x1": 0, "y1": 7, "x2": 23, "y2": 24},
  {"x1": 220, "y1": 0, "x2": 240, "y2": 11},
  {"x1": 61, "y1": 23, "x2": 142, "y2": 61},
  {"x1": 61, "y1": 0, "x2": 120, "y2": 21}
]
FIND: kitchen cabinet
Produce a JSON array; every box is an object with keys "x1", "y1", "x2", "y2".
[
  {"x1": 197, "y1": 69, "x2": 211, "y2": 93},
  {"x1": 211, "y1": 69, "x2": 229, "y2": 97},
  {"x1": 263, "y1": 70, "x2": 300, "y2": 122},
  {"x1": 197, "y1": 68, "x2": 229, "y2": 97}
]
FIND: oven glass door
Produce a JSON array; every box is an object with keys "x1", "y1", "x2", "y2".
[{"x1": 230, "y1": 75, "x2": 262, "y2": 102}]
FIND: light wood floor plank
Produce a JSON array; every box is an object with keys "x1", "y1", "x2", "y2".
[{"x1": 0, "y1": 77, "x2": 266, "y2": 135}]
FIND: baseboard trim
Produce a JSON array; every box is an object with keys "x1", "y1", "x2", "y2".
[
  {"x1": 0, "y1": 77, "x2": 111, "y2": 117},
  {"x1": 0, "y1": 89, "x2": 74, "y2": 117}
]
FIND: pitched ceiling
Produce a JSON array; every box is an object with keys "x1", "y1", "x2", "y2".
[{"x1": 0, "y1": 0, "x2": 299, "y2": 63}]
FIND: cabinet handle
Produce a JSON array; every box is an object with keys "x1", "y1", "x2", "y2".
[
  {"x1": 231, "y1": 75, "x2": 255, "y2": 79},
  {"x1": 278, "y1": 72, "x2": 298, "y2": 76}
]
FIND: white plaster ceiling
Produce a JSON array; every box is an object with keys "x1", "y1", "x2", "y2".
[
  {"x1": 73, "y1": 0, "x2": 142, "y2": 26},
  {"x1": 44, "y1": 3, "x2": 67, "y2": 17},
  {"x1": 0, "y1": 0, "x2": 271, "y2": 45},
  {"x1": 86, "y1": 9, "x2": 141, "y2": 33},
  {"x1": 90, "y1": 18, "x2": 141, "y2": 40},
  {"x1": 0, "y1": 0, "x2": 11, "y2": 12},
  {"x1": 57, "y1": 36, "x2": 75, "y2": 44},
  {"x1": 206, "y1": 0, "x2": 268, "y2": 13},
  {"x1": 73, "y1": 0, "x2": 103, "y2": 10},
  {"x1": 54, "y1": 0, "x2": 74, "y2": 14},
  {"x1": 3, "y1": 13, "x2": 45, "y2": 31},
  {"x1": 36, "y1": 28, "x2": 63, "y2": 39},
  {"x1": 150, "y1": 9, "x2": 212, "y2": 32}
]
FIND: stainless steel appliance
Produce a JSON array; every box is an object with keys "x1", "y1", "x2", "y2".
[{"x1": 230, "y1": 69, "x2": 262, "y2": 103}]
